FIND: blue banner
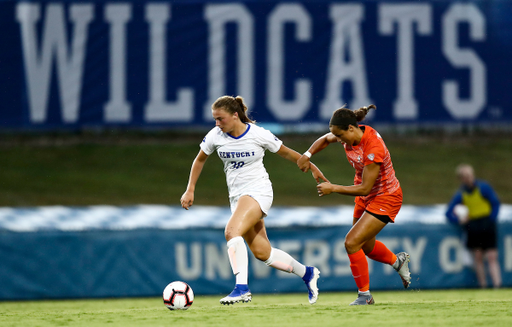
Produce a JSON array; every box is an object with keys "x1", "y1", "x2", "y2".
[
  {"x1": 1, "y1": 220, "x2": 512, "y2": 300},
  {"x1": 1, "y1": 0, "x2": 511, "y2": 130}
]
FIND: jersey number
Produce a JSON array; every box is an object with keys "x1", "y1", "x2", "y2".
[{"x1": 230, "y1": 161, "x2": 245, "y2": 169}]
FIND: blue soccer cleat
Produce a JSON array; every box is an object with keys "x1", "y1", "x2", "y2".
[
  {"x1": 302, "y1": 266, "x2": 320, "y2": 304},
  {"x1": 219, "y1": 284, "x2": 252, "y2": 305}
]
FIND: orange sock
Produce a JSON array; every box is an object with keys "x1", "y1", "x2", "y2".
[
  {"x1": 367, "y1": 240, "x2": 397, "y2": 265},
  {"x1": 348, "y1": 249, "x2": 370, "y2": 292}
]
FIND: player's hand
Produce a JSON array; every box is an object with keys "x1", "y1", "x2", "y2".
[
  {"x1": 310, "y1": 163, "x2": 330, "y2": 184},
  {"x1": 458, "y1": 214, "x2": 469, "y2": 225},
  {"x1": 297, "y1": 155, "x2": 311, "y2": 172},
  {"x1": 180, "y1": 191, "x2": 194, "y2": 210},
  {"x1": 316, "y1": 182, "x2": 334, "y2": 197}
]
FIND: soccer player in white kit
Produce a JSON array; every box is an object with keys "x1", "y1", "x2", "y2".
[{"x1": 181, "y1": 95, "x2": 326, "y2": 305}]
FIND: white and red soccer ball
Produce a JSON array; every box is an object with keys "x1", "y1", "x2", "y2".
[{"x1": 163, "y1": 281, "x2": 194, "y2": 310}]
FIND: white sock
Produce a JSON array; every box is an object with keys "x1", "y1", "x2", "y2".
[
  {"x1": 227, "y1": 236, "x2": 248, "y2": 285},
  {"x1": 359, "y1": 290, "x2": 371, "y2": 295},
  {"x1": 264, "y1": 248, "x2": 306, "y2": 277},
  {"x1": 392, "y1": 257, "x2": 400, "y2": 270}
]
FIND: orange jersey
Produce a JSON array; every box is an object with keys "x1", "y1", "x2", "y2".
[{"x1": 343, "y1": 125, "x2": 400, "y2": 201}]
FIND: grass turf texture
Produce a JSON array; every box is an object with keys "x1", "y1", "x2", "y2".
[
  {"x1": 1, "y1": 290, "x2": 511, "y2": 327},
  {"x1": 0, "y1": 133, "x2": 511, "y2": 206}
]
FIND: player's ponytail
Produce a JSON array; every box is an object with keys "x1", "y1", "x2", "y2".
[
  {"x1": 234, "y1": 96, "x2": 254, "y2": 124},
  {"x1": 212, "y1": 95, "x2": 255, "y2": 124},
  {"x1": 354, "y1": 104, "x2": 376, "y2": 122},
  {"x1": 329, "y1": 104, "x2": 376, "y2": 130}
]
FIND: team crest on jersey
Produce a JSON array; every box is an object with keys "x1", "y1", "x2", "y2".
[
  {"x1": 357, "y1": 155, "x2": 362, "y2": 163},
  {"x1": 368, "y1": 153, "x2": 375, "y2": 161}
]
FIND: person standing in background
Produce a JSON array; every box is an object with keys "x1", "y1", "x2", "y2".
[{"x1": 446, "y1": 163, "x2": 501, "y2": 288}]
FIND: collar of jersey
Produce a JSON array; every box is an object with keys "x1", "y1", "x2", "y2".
[{"x1": 227, "y1": 124, "x2": 251, "y2": 139}]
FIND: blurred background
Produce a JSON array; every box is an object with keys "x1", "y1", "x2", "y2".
[{"x1": 1, "y1": 0, "x2": 511, "y2": 300}]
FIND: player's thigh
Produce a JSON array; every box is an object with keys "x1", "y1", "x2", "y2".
[
  {"x1": 244, "y1": 220, "x2": 272, "y2": 261},
  {"x1": 352, "y1": 216, "x2": 376, "y2": 254},
  {"x1": 345, "y1": 211, "x2": 387, "y2": 253},
  {"x1": 225, "y1": 195, "x2": 264, "y2": 239}
]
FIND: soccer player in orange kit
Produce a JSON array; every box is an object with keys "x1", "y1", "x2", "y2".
[{"x1": 297, "y1": 105, "x2": 411, "y2": 305}]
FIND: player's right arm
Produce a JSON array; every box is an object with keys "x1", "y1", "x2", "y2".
[
  {"x1": 180, "y1": 149, "x2": 209, "y2": 210},
  {"x1": 445, "y1": 192, "x2": 463, "y2": 224},
  {"x1": 297, "y1": 132, "x2": 338, "y2": 172}
]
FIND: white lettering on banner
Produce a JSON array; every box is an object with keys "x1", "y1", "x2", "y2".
[
  {"x1": 14, "y1": 3, "x2": 495, "y2": 126},
  {"x1": 403, "y1": 237, "x2": 427, "y2": 273},
  {"x1": 204, "y1": 4, "x2": 254, "y2": 120},
  {"x1": 379, "y1": 4, "x2": 432, "y2": 120},
  {"x1": 505, "y1": 236, "x2": 512, "y2": 272},
  {"x1": 144, "y1": 4, "x2": 194, "y2": 122},
  {"x1": 267, "y1": 4, "x2": 312, "y2": 120},
  {"x1": 205, "y1": 243, "x2": 231, "y2": 279},
  {"x1": 442, "y1": 4, "x2": 486, "y2": 119},
  {"x1": 303, "y1": 240, "x2": 331, "y2": 275},
  {"x1": 439, "y1": 237, "x2": 465, "y2": 273},
  {"x1": 104, "y1": 4, "x2": 132, "y2": 122},
  {"x1": 16, "y1": 3, "x2": 93, "y2": 123},
  {"x1": 250, "y1": 255, "x2": 271, "y2": 278},
  {"x1": 175, "y1": 242, "x2": 202, "y2": 280},
  {"x1": 320, "y1": 4, "x2": 372, "y2": 120},
  {"x1": 333, "y1": 239, "x2": 352, "y2": 276},
  {"x1": 173, "y1": 236, "x2": 444, "y2": 281}
]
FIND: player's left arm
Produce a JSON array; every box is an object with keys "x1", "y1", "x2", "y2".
[
  {"x1": 276, "y1": 145, "x2": 329, "y2": 183},
  {"x1": 276, "y1": 144, "x2": 301, "y2": 162},
  {"x1": 316, "y1": 162, "x2": 380, "y2": 197}
]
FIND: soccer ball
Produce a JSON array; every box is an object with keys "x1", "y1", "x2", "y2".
[
  {"x1": 163, "y1": 281, "x2": 194, "y2": 310},
  {"x1": 453, "y1": 204, "x2": 469, "y2": 223}
]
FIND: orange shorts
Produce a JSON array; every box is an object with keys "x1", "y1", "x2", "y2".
[{"x1": 353, "y1": 187, "x2": 403, "y2": 222}]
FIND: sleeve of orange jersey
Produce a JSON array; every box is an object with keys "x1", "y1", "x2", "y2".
[{"x1": 362, "y1": 136, "x2": 385, "y2": 166}]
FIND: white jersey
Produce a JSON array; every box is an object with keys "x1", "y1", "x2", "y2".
[{"x1": 200, "y1": 123, "x2": 283, "y2": 199}]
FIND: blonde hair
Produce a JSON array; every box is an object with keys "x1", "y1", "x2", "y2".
[{"x1": 456, "y1": 163, "x2": 474, "y2": 177}]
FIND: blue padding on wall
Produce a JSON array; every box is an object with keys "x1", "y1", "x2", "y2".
[{"x1": 1, "y1": 205, "x2": 511, "y2": 300}]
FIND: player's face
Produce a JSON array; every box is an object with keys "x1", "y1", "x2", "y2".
[
  {"x1": 212, "y1": 108, "x2": 237, "y2": 133},
  {"x1": 458, "y1": 168, "x2": 475, "y2": 187},
  {"x1": 330, "y1": 125, "x2": 357, "y2": 146}
]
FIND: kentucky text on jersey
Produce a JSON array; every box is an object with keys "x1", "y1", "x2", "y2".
[{"x1": 219, "y1": 151, "x2": 255, "y2": 159}]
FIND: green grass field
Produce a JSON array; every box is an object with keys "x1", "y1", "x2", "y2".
[
  {"x1": 1, "y1": 290, "x2": 511, "y2": 327},
  {"x1": 0, "y1": 132, "x2": 511, "y2": 207}
]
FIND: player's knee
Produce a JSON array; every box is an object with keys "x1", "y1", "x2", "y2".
[
  {"x1": 473, "y1": 249, "x2": 484, "y2": 261},
  {"x1": 224, "y1": 228, "x2": 240, "y2": 241},
  {"x1": 344, "y1": 236, "x2": 362, "y2": 254},
  {"x1": 486, "y1": 250, "x2": 498, "y2": 261}
]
